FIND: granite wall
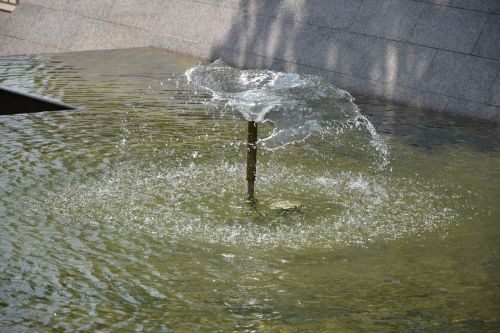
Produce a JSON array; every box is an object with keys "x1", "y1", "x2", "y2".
[{"x1": 0, "y1": 0, "x2": 499, "y2": 122}]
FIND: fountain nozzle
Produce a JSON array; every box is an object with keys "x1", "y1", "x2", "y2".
[{"x1": 246, "y1": 121, "x2": 258, "y2": 203}]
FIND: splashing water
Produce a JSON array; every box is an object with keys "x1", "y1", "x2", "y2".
[{"x1": 186, "y1": 60, "x2": 388, "y2": 166}]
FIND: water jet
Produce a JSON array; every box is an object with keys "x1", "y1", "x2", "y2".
[{"x1": 185, "y1": 59, "x2": 389, "y2": 205}]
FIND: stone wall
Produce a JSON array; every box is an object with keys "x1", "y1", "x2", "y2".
[{"x1": 1, "y1": 0, "x2": 499, "y2": 122}]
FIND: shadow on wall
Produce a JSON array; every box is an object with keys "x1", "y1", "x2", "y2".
[
  {"x1": 206, "y1": 0, "x2": 498, "y2": 123},
  {"x1": 209, "y1": 0, "x2": 436, "y2": 97},
  {"x1": 204, "y1": 0, "x2": 500, "y2": 147}
]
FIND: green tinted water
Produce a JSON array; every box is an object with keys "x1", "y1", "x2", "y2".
[{"x1": 0, "y1": 48, "x2": 498, "y2": 332}]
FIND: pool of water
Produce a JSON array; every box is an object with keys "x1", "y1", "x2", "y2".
[{"x1": 0, "y1": 48, "x2": 499, "y2": 332}]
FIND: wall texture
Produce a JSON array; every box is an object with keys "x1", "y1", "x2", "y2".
[{"x1": 0, "y1": 0, "x2": 499, "y2": 122}]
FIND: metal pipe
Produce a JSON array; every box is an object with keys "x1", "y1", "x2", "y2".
[{"x1": 246, "y1": 121, "x2": 258, "y2": 203}]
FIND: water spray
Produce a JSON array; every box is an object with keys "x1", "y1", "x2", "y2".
[{"x1": 186, "y1": 60, "x2": 388, "y2": 204}]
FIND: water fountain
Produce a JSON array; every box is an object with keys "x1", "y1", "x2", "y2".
[
  {"x1": 185, "y1": 59, "x2": 388, "y2": 205},
  {"x1": 0, "y1": 48, "x2": 498, "y2": 332}
]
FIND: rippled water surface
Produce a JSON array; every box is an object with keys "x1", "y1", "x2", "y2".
[{"x1": 1, "y1": 48, "x2": 499, "y2": 332}]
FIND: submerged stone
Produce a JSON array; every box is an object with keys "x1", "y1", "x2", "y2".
[{"x1": 269, "y1": 200, "x2": 301, "y2": 212}]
